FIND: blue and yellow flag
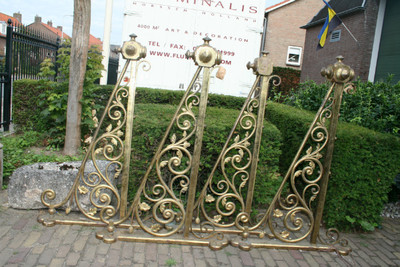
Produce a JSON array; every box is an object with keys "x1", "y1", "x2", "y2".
[{"x1": 317, "y1": 0, "x2": 342, "y2": 49}]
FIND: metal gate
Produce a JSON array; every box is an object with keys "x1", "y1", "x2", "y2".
[
  {"x1": 38, "y1": 35, "x2": 355, "y2": 254},
  {"x1": 0, "y1": 19, "x2": 59, "y2": 131}
]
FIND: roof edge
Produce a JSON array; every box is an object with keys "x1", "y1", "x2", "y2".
[
  {"x1": 266, "y1": 0, "x2": 296, "y2": 13},
  {"x1": 301, "y1": 6, "x2": 365, "y2": 29}
]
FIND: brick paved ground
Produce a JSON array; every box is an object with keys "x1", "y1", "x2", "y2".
[{"x1": 0, "y1": 190, "x2": 399, "y2": 266}]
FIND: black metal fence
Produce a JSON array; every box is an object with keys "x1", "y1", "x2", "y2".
[{"x1": 0, "y1": 19, "x2": 60, "y2": 131}]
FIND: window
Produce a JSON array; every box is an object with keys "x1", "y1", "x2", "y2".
[
  {"x1": 286, "y1": 46, "x2": 302, "y2": 66},
  {"x1": 330, "y1": 30, "x2": 341, "y2": 42},
  {"x1": 1, "y1": 22, "x2": 6, "y2": 35}
]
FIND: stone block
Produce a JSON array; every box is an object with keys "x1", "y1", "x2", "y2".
[{"x1": 8, "y1": 161, "x2": 118, "y2": 210}]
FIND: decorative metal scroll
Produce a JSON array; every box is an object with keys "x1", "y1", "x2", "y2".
[{"x1": 38, "y1": 34, "x2": 354, "y2": 255}]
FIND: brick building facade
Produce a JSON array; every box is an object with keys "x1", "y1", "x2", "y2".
[
  {"x1": 0, "y1": 12, "x2": 22, "y2": 59},
  {"x1": 263, "y1": 0, "x2": 324, "y2": 70},
  {"x1": 300, "y1": 0, "x2": 380, "y2": 83}
]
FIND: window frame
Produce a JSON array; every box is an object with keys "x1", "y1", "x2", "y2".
[{"x1": 286, "y1": 46, "x2": 302, "y2": 67}]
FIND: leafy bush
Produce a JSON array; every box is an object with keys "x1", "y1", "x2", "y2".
[
  {"x1": 271, "y1": 66, "x2": 301, "y2": 100},
  {"x1": 13, "y1": 41, "x2": 104, "y2": 147},
  {"x1": 266, "y1": 102, "x2": 400, "y2": 231},
  {"x1": 0, "y1": 131, "x2": 78, "y2": 180},
  {"x1": 12, "y1": 79, "x2": 56, "y2": 130},
  {"x1": 128, "y1": 103, "x2": 283, "y2": 207},
  {"x1": 285, "y1": 78, "x2": 400, "y2": 136}
]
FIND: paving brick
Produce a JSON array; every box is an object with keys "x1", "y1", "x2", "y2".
[
  {"x1": 203, "y1": 246, "x2": 216, "y2": 258},
  {"x1": 96, "y1": 242, "x2": 111, "y2": 255},
  {"x1": 192, "y1": 247, "x2": 203, "y2": 259},
  {"x1": 313, "y1": 256, "x2": 328, "y2": 265},
  {"x1": 289, "y1": 249, "x2": 304, "y2": 260},
  {"x1": 260, "y1": 250, "x2": 277, "y2": 266},
  {"x1": 170, "y1": 246, "x2": 182, "y2": 261},
  {"x1": 254, "y1": 258, "x2": 266, "y2": 267},
  {"x1": 145, "y1": 243, "x2": 157, "y2": 261},
  {"x1": 157, "y1": 244, "x2": 169, "y2": 255},
  {"x1": 49, "y1": 258, "x2": 65, "y2": 267},
  {"x1": 84, "y1": 243, "x2": 97, "y2": 262},
  {"x1": 297, "y1": 260, "x2": 310, "y2": 267},
  {"x1": 269, "y1": 249, "x2": 284, "y2": 261},
  {"x1": 279, "y1": 250, "x2": 298, "y2": 267},
  {"x1": 107, "y1": 249, "x2": 121, "y2": 266},
  {"x1": 228, "y1": 255, "x2": 242, "y2": 266},
  {"x1": 38, "y1": 248, "x2": 57, "y2": 265},
  {"x1": 216, "y1": 249, "x2": 230, "y2": 264},
  {"x1": 121, "y1": 242, "x2": 135, "y2": 258},
  {"x1": 240, "y1": 251, "x2": 255, "y2": 266},
  {"x1": 133, "y1": 249, "x2": 145, "y2": 264},
  {"x1": 370, "y1": 256, "x2": 389, "y2": 267},
  {"x1": 0, "y1": 226, "x2": 11, "y2": 239},
  {"x1": 56, "y1": 244, "x2": 71, "y2": 258},
  {"x1": 352, "y1": 256, "x2": 370, "y2": 267},
  {"x1": 303, "y1": 253, "x2": 320, "y2": 267},
  {"x1": 73, "y1": 235, "x2": 89, "y2": 252},
  {"x1": 194, "y1": 258, "x2": 207, "y2": 267},
  {"x1": 182, "y1": 245, "x2": 191, "y2": 253},
  {"x1": 48, "y1": 237, "x2": 63, "y2": 248},
  {"x1": 8, "y1": 232, "x2": 28, "y2": 249},
  {"x1": 119, "y1": 259, "x2": 133, "y2": 266},
  {"x1": 37, "y1": 228, "x2": 55, "y2": 244},
  {"x1": 333, "y1": 257, "x2": 350, "y2": 267},
  {"x1": 65, "y1": 252, "x2": 81, "y2": 266},
  {"x1": 374, "y1": 250, "x2": 397, "y2": 265},
  {"x1": 276, "y1": 260, "x2": 290, "y2": 267},
  {"x1": 24, "y1": 254, "x2": 40, "y2": 267},
  {"x1": 182, "y1": 252, "x2": 195, "y2": 267},
  {"x1": 320, "y1": 251, "x2": 335, "y2": 262},
  {"x1": 62, "y1": 230, "x2": 78, "y2": 245},
  {"x1": 158, "y1": 253, "x2": 170, "y2": 266},
  {"x1": 77, "y1": 261, "x2": 92, "y2": 267},
  {"x1": 12, "y1": 217, "x2": 29, "y2": 230},
  {"x1": 205, "y1": 257, "x2": 218, "y2": 266},
  {"x1": 250, "y1": 249, "x2": 262, "y2": 259},
  {"x1": 7, "y1": 247, "x2": 30, "y2": 264},
  {"x1": 31, "y1": 244, "x2": 46, "y2": 254},
  {"x1": 0, "y1": 234, "x2": 11, "y2": 251},
  {"x1": 110, "y1": 239, "x2": 123, "y2": 250}
]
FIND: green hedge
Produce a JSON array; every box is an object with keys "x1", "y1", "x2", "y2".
[
  {"x1": 266, "y1": 102, "x2": 400, "y2": 231},
  {"x1": 129, "y1": 103, "x2": 283, "y2": 207},
  {"x1": 272, "y1": 66, "x2": 301, "y2": 96},
  {"x1": 12, "y1": 79, "x2": 56, "y2": 129},
  {"x1": 285, "y1": 79, "x2": 400, "y2": 136}
]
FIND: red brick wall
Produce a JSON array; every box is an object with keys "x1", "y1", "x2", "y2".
[
  {"x1": 264, "y1": 0, "x2": 325, "y2": 70},
  {"x1": 300, "y1": 0, "x2": 379, "y2": 83}
]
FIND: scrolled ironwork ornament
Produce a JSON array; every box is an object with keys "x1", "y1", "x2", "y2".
[{"x1": 38, "y1": 41, "x2": 353, "y2": 255}]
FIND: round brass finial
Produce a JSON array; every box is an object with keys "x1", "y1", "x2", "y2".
[
  {"x1": 125, "y1": 45, "x2": 137, "y2": 56},
  {"x1": 203, "y1": 36, "x2": 211, "y2": 44},
  {"x1": 130, "y1": 33, "x2": 137, "y2": 40},
  {"x1": 336, "y1": 55, "x2": 344, "y2": 62},
  {"x1": 185, "y1": 50, "x2": 194, "y2": 59},
  {"x1": 321, "y1": 56, "x2": 354, "y2": 83},
  {"x1": 120, "y1": 34, "x2": 146, "y2": 60},
  {"x1": 199, "y1": 50, "x2": 212, "y2": 63},
  {"x1": 261, "y1": 51, "x2": 269, "y2": 57}
]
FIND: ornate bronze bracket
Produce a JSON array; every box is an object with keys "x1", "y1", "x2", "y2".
[{"x1": 38, "y1": 36, "x2": 354, "y2": 255}]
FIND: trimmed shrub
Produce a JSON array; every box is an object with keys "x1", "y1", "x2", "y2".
[
  {"x1": 266, "y1": 102, "x2": 400, "y2": 231},
  {"x1": 285, "y1": 78, "x2": 400, "y2": 136},
  {"x1": 12, "y1": 79, "x2": 56, "y2": 129},
  {"x1": 129, "y1": 103, "x2": 283, "y2": 207},
  {"x1": 272, "y1": 66, "x2": 301, "y2": 97}
]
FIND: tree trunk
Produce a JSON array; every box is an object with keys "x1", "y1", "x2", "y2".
[{"x1": 64, "y1": 0, "x2": 91, "y2": 156}]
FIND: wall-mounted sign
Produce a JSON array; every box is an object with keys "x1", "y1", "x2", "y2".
[{"x1": 121, "y1": 0, "x2": 265, "y2": 96}]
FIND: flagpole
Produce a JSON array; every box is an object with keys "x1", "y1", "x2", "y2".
[{"x1": 341, "y1": 21, "x2": 359, "y2": 45}]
